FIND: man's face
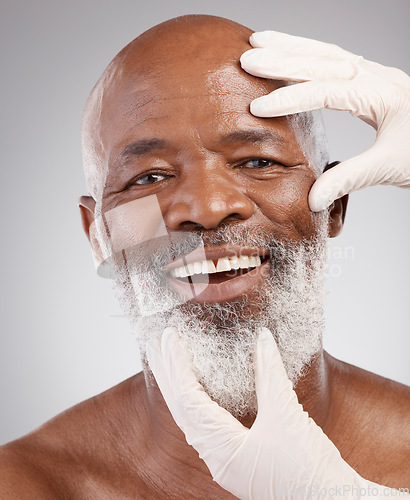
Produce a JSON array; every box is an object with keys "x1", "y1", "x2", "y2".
[
  {"x1": 84, "y1": 31, "x2": 334, "y2": 417},
  {"x1": 95, "y1": 58, "x2": 322, "y2": 304}
]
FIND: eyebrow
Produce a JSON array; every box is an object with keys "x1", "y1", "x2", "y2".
[
  {"x1": 117, "y1": 128, "x2": 284, "y2": 164},
  {"x1": 220, "y1": 129, "x2": 284, "y2": 146},
  {"x1": 119, "y1": 138, "x2": 169, "y2": 161}
]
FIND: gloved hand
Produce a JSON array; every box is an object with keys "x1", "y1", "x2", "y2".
[
  {"x1": 240, "y1": 31, "x2": 410, "y2": 212},
  {"x1": 147, "y1": 327, "x2": 407, "y2": 499}
]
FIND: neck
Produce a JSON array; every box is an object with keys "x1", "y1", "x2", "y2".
[
  {"x1": 136, "y1": 347, "x2": 332, "y2": 464},
  {"x1": 122, "y1": 346, "x2": 334, "y2": 498},
  {"x1": 136, "y1": 365, "x2": 219, "y2": 490},
  {"x1": 293, "y1": 349, "x2": 331, "y2": 429}
]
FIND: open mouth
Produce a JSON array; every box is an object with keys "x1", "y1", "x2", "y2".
[
  {"x1": 169, "y1": 255, "x2": 269, "y2": 284},
  {"x1": 164, "y1": 247, "x2": 271, "y2": 303}
]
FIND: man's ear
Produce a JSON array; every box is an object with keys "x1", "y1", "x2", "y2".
[
  {"x1": 78, "y1": 195, "x2": 96, "y2": 243},
  {"x1": 324, "y1": 162, "x2": 349, "y2": 238}
]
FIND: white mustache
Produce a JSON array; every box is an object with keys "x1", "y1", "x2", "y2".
[
  {"x1": 113, "y1": 212, "x2": 329, "y2": 418},
  {"x1": 114, "y1": 224, "x2": 293, "y2": 278}
]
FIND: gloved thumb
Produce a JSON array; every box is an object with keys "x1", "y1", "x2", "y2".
[
  {"x1": 309, "y1": 143, "x2": 393, "y2": 211},
  {"x1": 254, "y1": 328, "x2": 297, "y2": 420}
]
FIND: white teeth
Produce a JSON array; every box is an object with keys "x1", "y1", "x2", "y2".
[
  {"x1": 194, "y1": 261, "x2": 202, "y2": 274},
  {"x1": 202, "y1": 259, "x2": 217, "y2": 274},
  {"x1": 216, "y1": 257, "x2": 231, "y2": 272},
  {"x1": 230, "y1": 255, "x2": 240, "y2": 270},
  {"x1": 249, "y1": 256, "x2": 257, "y2": 267},
  {"x1": 180, "y1": 265, "x2": 188, "y2": 278},
  {"x1": 201, "y1": 260, "x2": 208, "y2": 274},
  {"x1": 239, "y1": 255, "x2": 250, "y2": 269},
  {"x1": 169, "y1": 254, "x2": 263, "y2": 279}
]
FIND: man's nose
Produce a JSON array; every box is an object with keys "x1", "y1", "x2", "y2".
[{"x1": 163, "y1": 172, "x2": 255, "y2": 230}]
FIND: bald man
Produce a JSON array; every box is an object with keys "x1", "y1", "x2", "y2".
[{"x1": 1, "y1": 15, "x2": 409, "y2": 499}]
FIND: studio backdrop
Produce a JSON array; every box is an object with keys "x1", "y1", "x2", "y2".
[{"x1": 1, "y1": 0, "x2": 409, "y2": 445}]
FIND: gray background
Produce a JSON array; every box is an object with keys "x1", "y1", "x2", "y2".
[{"x1": 1, "y1": 0, "x2": 409, "y2": 445}]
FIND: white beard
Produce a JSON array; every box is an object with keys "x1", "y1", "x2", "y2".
[{"x1": 110, "y1": 212, "x2": 329, "y2": 418}]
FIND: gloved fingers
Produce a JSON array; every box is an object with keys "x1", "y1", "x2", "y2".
[
  {"x1": 241, "y1": 48, "x2": 362, "y2": 82},
  {"x1": 249, "y1": 30, "x2": 354, "y2": 60},
  {"x1": 145, "y1": 329, "x2": 180, "y2": 417},
  {"x1": 308, "y1": 144, "x2": 399, "y2": 211},
  {"x1": 245, "y1": 33, "x2": 410, "y2": 90},
  {"x1": 249, "y1": 80, "x2": 379, "y2": 128},
  {"x1": 254, "y1": 328, "x2": 298, "y2": 420},
  {"x1": 146, "y1": 327, "x2": 246, "y2": 447}
]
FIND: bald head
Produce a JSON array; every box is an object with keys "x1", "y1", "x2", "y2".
[
  {"x1": 118, "y1": 15, "x2": 252, "y2": 76},
  {"x1": 82, "y1": 15, "x2": 328, "y2": 202},
  {"x1": 89, "y1": 15, "x2": 251, "y2": 93}
]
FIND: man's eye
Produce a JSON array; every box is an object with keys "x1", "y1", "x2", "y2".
[
  {"x1": 244, "y1": 159, "x2": 276, "y2": 169},
  {"x1": 133, "y1": 173, "x2": 167, "y2": 186}
]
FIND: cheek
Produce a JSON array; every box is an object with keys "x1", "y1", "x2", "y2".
[{"x1": 248, "y1": 173, "x2": 317, "y2": 240}]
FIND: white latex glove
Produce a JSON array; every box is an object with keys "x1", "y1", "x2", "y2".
[
  {"x1": 147, "y1": 327, "x2": 408, "y2": 499},
  {"x1": 239, "y1": 31, "x2": 410, "y2": 212}
]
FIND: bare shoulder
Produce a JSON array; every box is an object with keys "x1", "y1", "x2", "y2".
[
  {"x1": 0, "y1": 445, "x2": 59, "y2": 499},
  {"x1": 0, "y1": 373, "x2": 151, "y2": 498},
  {"x1": 327, "y1": 353, "x2": 410, "y2": 416},
  {"x1": 325, "y1": 353, "x2": 410, "y2": 487}
]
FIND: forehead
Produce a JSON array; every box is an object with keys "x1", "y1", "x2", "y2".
[{"x1": 100, "y1": 63, "x2": 301, "y2": 161}]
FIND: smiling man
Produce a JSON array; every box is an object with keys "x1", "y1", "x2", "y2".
[{"x1": 0, "y1": 14, "x2": 409, "y2": 499}]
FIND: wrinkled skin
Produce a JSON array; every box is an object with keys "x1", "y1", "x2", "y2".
[
  {"x1": 80, "y1": 17, "x2": 330, "y2": 240},
  {"x1": 0, "y1": 15, "x2": 409, "y2": 499}
]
